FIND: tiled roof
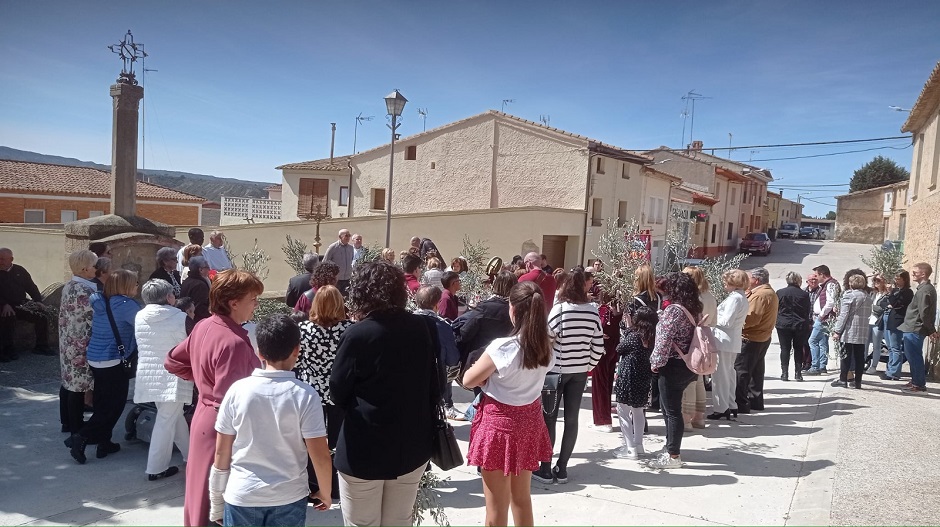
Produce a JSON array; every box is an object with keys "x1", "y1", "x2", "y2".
[
  {"x1": 902, "y1": 61, "x2": 940, "y2": 133},
  {"x1": 835, "y1": 180, "x2": 908, "y2": 199},
  {"x1": 275, "y1": 156, "x2": 351, "y2": 171},
  {"x1": 0, "y1": 159, "x2": 203, "y2": 202}
]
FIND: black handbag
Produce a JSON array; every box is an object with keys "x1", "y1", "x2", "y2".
[
  {"x1": 423, "y1": 315, "x2": 464, "y2": 471},
  {"x1": 104, "y1": 295, "x2": 137, "y2": 379},
  {"x1": 541, "y1": 372, "x2": 561, "y2": 414}
]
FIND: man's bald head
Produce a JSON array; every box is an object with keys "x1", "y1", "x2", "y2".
[{"x1": 524, "y1": 252, "x2": 541, "y2": 271}]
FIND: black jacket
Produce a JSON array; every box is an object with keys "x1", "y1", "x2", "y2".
[
  {"x1": 885, "y1": 287, "x2": 914, "y2": 331},
  {"x1": 285, "y1": 272, "x2": 312, "y2": 308},
  {"x1": 453, "y1": 296, "x2": 513, "y2": 363},
  {"x1": 0, "y1": 264, "x2": 42, "y2": 307},
  {"x1": 149, "y1": 268, "x2": 182, "y2": 295},
  {"x1": 775, "y1": 284, "x2": 812, "y2": 330},
  {"x1": 180, "y1": 276, "x2": 210, "y2": 334},
  {"x1": 330, "y1": 309, "x2": 439, "y2": 480}
]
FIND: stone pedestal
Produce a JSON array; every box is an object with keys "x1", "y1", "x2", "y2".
[
  {"x1": 110, "y1": 82, "x2": 143, "y2": 217},
  {"x1": 64, "y1": 214, "x2": 182, "y2": 284}
]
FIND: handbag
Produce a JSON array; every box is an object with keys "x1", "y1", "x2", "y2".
[
  {"x1": 424, "y1": 316, "x2": 464, "y2": 471},
  {"x1": 104, "y1": 295, "x2": 137, "y2": 379},
  {"x1": 541, "y1": 372, "x2": 561, "y2": 414}
]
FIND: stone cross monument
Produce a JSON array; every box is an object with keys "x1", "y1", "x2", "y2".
[{"x1": 108, "y1": 30, "x2": 146, "y2": 217}]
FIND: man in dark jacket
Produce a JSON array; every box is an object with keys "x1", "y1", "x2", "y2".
[
  {"x1": 0, "y1": 248, "x2": 52, "y2": 361},
  {"x1": 775, "y1": 271, "x2": 812, "y2": 382},
  {"x1": 454, "y1": 271, "x2": 517, "y2": 367},
  {"x1": 285, "y1": 252, "x2": 318, "y2": 307}
]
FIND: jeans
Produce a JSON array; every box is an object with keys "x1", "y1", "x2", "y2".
[
  {"x1": 541, "y1": 372, "x2": 588, "y2": 471},
  {"x1": 79, "y1": 363, "x2": 129, "y2": 444},
  {"x1": 735, "y1": 339, "x2": 771, "y2": 411},
  {"x1": 868, "y1": 324, "x2": 884, "y2": 370},
  {"x1": 885, "y1": 326, "x2": 905, "y2": 377},
  {"x1": 658, "y1": 359, "x2": 696, "y2": 456},
  {"x1": 224, "y1": 496, "x2": 307, "y2": 527},
  {"x1": 841, "y1": 343, "x2": 865, "y2": 387},
  {"x1": 777, "y1": 327, "x2": 808, "y2": 376},
  {"x1": 902, "y1": 332, "x2": 927, "y2": 388},
  {"x1": 808, "y1": 319, "x2": 829, "y2": 370}
]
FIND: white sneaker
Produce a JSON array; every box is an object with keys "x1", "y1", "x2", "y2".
[
  {"x1": 865, "y1": 368, "x2": 878, "y2": 375},
  {"x1": 649, "y1": 452, "x2": 683, "y2": 469},
  {"x1": 445, "y1": 406, "x2": 466, "y2": 421},
  {"x1": 613, "y1": 446, "x2": 638, "y2": 459},
  {"x1": 590, "y1": 424, "x2": 613, "y2": 433}
]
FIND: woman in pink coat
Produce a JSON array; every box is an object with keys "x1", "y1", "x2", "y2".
[{"x1": 165, "y1": 269, "x2": 264, "y2": 527}]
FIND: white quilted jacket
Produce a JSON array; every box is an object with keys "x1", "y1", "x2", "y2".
[{"x1": 133, "y1": 304, "x2": 194, "y2": 404}]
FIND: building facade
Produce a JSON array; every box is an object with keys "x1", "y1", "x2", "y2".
[{"x1": 834, "y1": 181, "x2": 908, "y2": 244}]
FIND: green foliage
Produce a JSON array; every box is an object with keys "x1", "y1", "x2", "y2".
[
  {"x1": 240, "y1": 238, "x2": 270, "y2": 282},
  {"x1": 849, "y1": 155, "x2": 910, "y2": 193},
  {"x1": 825, "y1": 211, "x2": 837, "y2": 220},
  {"x1": 354, "y1": 242, "x2": 384, "y2": 268},
  {"x1": 251, "y1": 296, "x2": 292, "y2": 322},
  {"x1": 459, "y1": 235, "x2": 490, "y2": 303},
  {"x1": 281, "y1": 235, "x2": 309, "y2": 275},
  {"x1": 657, "y1": 208, "x2": 695, "y2": 275},
  {"x1": 591, "y1": 217, "x2": 654, "y2": 307},
  {"x1": 699, "y1": 252, "x2": 750, "y2": 304},
  {"x1": 861, "y1": 244, "x2": 906, "y2": 278},
  {"x1": 412, "y1": 471, "x2": 450, "y2": 527}
]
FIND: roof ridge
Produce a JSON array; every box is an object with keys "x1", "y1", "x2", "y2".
[{"x1": 0, "y1": 157, "x2": 110, "y2": 174}]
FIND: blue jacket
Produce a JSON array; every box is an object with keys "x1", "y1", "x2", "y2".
[
  {"x1": 415, "y1": 309, "x2": 459, "y2": 367},
  {"x1": 87, "y1": 293, "x2": 141, "y2": 362}
]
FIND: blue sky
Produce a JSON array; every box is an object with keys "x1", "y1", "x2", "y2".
[{"x1": 1, "y1": 1, "x2": 938, "y2": 217}]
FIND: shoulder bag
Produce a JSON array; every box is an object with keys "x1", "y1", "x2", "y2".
[
  {"x1": 424, "y1": 316, "x2": 464, "y2": 471},
  {"x1": 104, "y1": 296, "x2": 137, "y2": 379}
]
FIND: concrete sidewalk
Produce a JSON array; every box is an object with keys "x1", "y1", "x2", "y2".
[{"x1": 2, "y1": 350, "x2": 937, "y2": 526}]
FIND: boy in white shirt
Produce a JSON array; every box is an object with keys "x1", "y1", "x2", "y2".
[{"x1": 209, "y1": 314, "x2": 332, "y2": 526}]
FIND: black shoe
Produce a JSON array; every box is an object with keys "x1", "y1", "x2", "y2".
[
  {"x1": 736, "y1": 407, "x2": 750, "y2": 414},
  {"x1": 780, "y1": 373, "x2": 789, "y2": 381},
  {"x1": 795, "y1": 372, "x2": 804, "y2": 381},
  {"x1": 831, "y1": 380, "x2": 848, "y2": 388},
  {"x1": 148, "y1": 466, "x2": 179, "y2": 481},
  {"x1": 69, "y1": 434, "x2": 87, "y2": 464},
  {"x1": 61, "y1": 424, "x2": 70, "y2": 433},
  {"x1": 96, "y1": 441, "x2": 121, "y2": 459},
  {"x1": 0, "y1": 354, "x2": 11, "y2": 363},
  {"x1": 552, "y1": 465, "x2": 568, "y2": 484},
  {"x1": 532, "y1": 466, "x2": 554, "y2": 484},
  {"x1": 33, "y1": 347, "x2": 56, "y2": 356},
  {"x1": 706, "y1": 409, "x2": 732, "y2": 421}
]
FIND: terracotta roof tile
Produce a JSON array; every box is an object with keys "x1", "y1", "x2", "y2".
[
  {"x1": 902, "y1": 61, "x2": 940, "y2": 133},
  {"x1": 0, "y1": 159, "x2": 203, "y2": 202},
  {"x1": 275, "y1": 156, "x2": 351, "y2": 171}
]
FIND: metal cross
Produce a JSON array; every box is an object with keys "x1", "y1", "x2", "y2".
[{"x1": 108, "y1": 30, "x2": 147, "y2": 84}]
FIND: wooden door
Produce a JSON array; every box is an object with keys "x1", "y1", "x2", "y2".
[{"x1": 298, "y1": 178, "x2": 329, "y2": 218}]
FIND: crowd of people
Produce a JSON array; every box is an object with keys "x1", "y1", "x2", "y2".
[{"x1": 2, "y1": 228, "x2": 939, "y2": 527}]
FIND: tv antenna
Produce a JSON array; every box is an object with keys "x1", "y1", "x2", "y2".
[
  {"x1": 501, "y1": 99, "x2": 515, "y2": 112},
  {"x1": 417, "y1": 108, "x2": 428, "y2": 131},
  {"x1": 353, "y1": 112, "x2": 374, "y2": 154},
  {"x1": 680, "y1": 90, "x2": 711, "y2": 149},
  {"x1": 540, "y1": 115, "x2": 551, "y2": 127}
]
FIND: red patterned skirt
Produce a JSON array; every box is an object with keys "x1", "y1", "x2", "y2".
[{"x1": 466, "y1": 395, "x2": 553, "y2": 476}]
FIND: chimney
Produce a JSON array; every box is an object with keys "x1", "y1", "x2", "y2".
[
  {"x1": 691, "y1": 140, "x2": 703, "y2": 152},
  {"x1": 329, "y1": 122, "x2": 337, "y2": 164}
]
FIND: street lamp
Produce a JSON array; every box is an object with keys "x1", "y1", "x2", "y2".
[{"x1": 384, "y1": 89, "x2": 407, "y2": 248}]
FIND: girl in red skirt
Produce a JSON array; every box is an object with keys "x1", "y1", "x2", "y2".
[{"x1": 463, "y1": 281, "x2": 555, "y2": 527}]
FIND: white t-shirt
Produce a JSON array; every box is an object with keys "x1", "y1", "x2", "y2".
[
  {"x1": 215, "y1": 369, "x2": 326, "y2": 507},
  {"x1": 482, "y1": 337, "x2": 555, "y2": 406},
  {"x1": 202, "y1": 244, "x2": 233, "y2": 271}
]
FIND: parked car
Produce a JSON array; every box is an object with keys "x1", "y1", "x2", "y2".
[
  {"x1": 778, "y1": 223, "x2": 799, "y2": 238},
  {"x1": 799, "y1": 227, "x2": 817, "y2": 239},
  {"x1": 739, "y1": 232, "x2": 772, "y2": 256}
]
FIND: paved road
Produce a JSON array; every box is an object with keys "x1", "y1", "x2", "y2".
[{"x1": 1, "y1": 238, "x2": 937, "y2": 526}]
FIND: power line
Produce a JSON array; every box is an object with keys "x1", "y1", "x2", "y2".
[
  {"x1": 770, "y1": 183, "x2": 850, "y2": 188},
  {"x1": 682, "y1": 134, "x2": 911, "y2": 152},
  {"x1": 748, "y1": 144, "x2": 911, "y2": 162}
]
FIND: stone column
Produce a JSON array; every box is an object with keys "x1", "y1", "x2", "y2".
[{"x1": 110, "y1": 82, "x2": 144, "y2": 217}]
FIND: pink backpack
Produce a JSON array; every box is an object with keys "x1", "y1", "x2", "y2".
[{"x1": 670, "y1": 305, "x2": 719, "y2": 375}]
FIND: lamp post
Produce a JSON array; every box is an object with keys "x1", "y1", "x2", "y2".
[{"x1": 384, "y1": 89, "x2": 407, "y2": 248}]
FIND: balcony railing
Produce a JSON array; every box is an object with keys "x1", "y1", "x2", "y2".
[{"x1": 221, "y1": 196, "x2": 282, "y2": 221}]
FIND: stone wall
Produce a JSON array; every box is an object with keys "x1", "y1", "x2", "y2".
[{"x1": 835, "y1": 190, "x2": 884, "y2": 244}]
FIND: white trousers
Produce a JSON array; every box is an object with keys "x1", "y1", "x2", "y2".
[
  {"x1": 338, "y1": 461, "x2": 426, "y2": 526},
  {"x1": 711, "y1": 351, "x2": 738, "y2": 413},
  {"x1": 617, "y1": 403, "x2": 645, "y2": 451},
  {"x1": 146, "y1": 401, "x2": 190, "y2": 475}
]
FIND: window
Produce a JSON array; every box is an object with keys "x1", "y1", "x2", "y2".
[
  {"x1": 711, "y1": 224, "x2": 718, "y2": 244},
  {"x1": 88, "y1": 211, "x2": 104, "y2": 218},
  {"x1": 617, "y1": 200, "x2": 628, "y2": 226},
  {"x1": 715, "y1": 182, "x2": 721, "y2": 198},
  {"x1": 60, "y1": 210, "x2": 77, "y2": 223},
  {"x1": 931, "y1": 124, "x2": 940, "y2": 190},
  {"x1": 298, "y1": 178, "x2": 329, "y2": 217},
  {"x1": 647, "y1": 197, "x2": 664, "y2": 224},
  {"x1": 727, "y1": 222, "x2": 734, "y2": 241},
  {"x1": 899, "y1": 214, "x2": 907, "y2": 240},
  {"x1": 24, "y1": 209, "x2": 45, "y2": 223},
  {"x1": 591, "y1": 198, "x2": 603, "y2": 227},
  {"x1": 743, "y1": 186, "x2": 748, "y2": 204},
  {"x1": 339, "y1": 186, "x2": 349, "y2": 207},
  {"x1": 621, "y1": 163, "x2": 629, "y2": 179},
  {"x1": 730, "y1": 187, "x2": 737, "y2": 206},
  {"x1": 595, "y1": 157, "x2": 605, "y2": 174},
  {"x1": 371, "y1": 188, "x2": 386, "y2": 210},
  {"x1": 405, "y1": 145, "x2": 417, "y2": 160},
  {"x1": 741, "y1": 213, "x2": 746, "y2": 231},
  {"x1": 912, "y1": 133, "x2": 925, "y2": 198}
]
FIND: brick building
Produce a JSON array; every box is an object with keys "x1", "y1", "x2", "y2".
[
  {"x1": 0, "y1": 159, "x2": 203, "y2": 225},
  {"x1": 901, "y1": 61, "x2": 940, "y2": 272}
]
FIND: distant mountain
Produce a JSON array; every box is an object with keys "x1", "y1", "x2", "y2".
[{"x1": 0, "y1": 146, "x2": 271, "y2": 203}]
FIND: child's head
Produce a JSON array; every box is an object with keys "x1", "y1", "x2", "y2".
[
  {"x1": 175, "y1": 296, "x2": 195, "y2": 319},
  {"x1": 427, "y1": 257, "x2": 442, "y2": 270},
  {"x1": 629, "y1": 305, "x2": 658, "y2": 345},
  {"x1": 441, "y1": 271, "x2": 461, "y2": 293},
  {"x1": 256, "y1": 314, "x2": 301, "y2": 368}
]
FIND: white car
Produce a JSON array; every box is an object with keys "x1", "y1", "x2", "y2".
[{"x1": 778, "y1": 223, "x2": 799, "y2": 239}]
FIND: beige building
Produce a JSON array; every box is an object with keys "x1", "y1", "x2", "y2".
[
  {"x1": 252, "y1": 110, "x2": 674, "y2": 267},
  {"x1": 777, "y1": 195, "x2": 803, "y2": 227},
  {"x1": 834, "y1": 181, "x2": 908, "y2": 244},
  {"x1": 764, "y1": 190, "x2": 782, "y2": 230},
  {"x1": 901, "y1": 60, "x2": 940, "y2": 272}
]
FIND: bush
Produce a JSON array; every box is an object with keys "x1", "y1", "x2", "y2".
[
  {"x1": 281, "y1": 235, "x2": 309, "y2": 275},
  {"x1": 252, "y1": 297, "x2": 292, "y2": 322}
]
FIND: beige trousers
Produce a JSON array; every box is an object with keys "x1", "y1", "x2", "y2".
[{"x1": 338, "y1": 461, "x2": 426, "y2": 526}]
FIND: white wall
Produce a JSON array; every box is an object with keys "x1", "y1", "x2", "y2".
[{"x1": 281, "y1": 169, "x2": 350, "y2": 221}]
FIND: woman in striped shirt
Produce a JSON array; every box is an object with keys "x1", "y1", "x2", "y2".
[{"x1": 534, "y1": 267, "x2": 604, "y2": 485}]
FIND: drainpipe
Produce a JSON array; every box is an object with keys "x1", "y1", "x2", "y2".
[
  {"x1": 346, "y1": 158, "x2": 354, "y2": 218},
  {"x1": 579, "y1": 150, "x2": 592, "y2": 266}
]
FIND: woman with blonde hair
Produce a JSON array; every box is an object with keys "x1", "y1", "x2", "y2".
[
  {"x1": 164, "y1": 269, "x2": 265, "y2": 526},
  {"x1": 381, "y1": 248, "x2": 396, "y2": 264},
  {"x1": 69, "y1": 269, "x2": 141, "y2": 464},
  {"x1": 708, "y1": 269, "x2": 750, "y2": 420},
  {"x1": 681, "y1": 266, "x2": 716, "y2": 429},
  {"x1": 59, "y1": 250, "x2": 98, "y2": 436},
  {"x1": 421, "y1": 257, "x2": 445, "y2": 290},
  {"x1": 631, "y1": 265, "x2": 662, "y2": 312},
  {"x1": 831, "y1": 274, "x2": 874, "y2": 389},
  {"x1": 296, "y1": 284, "x2": 353, "y2": 500}
]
